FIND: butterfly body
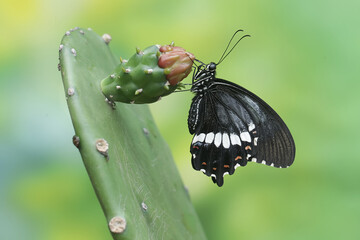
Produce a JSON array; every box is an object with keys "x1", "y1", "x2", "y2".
[{"x1": 188, "y1": 61, "x2": 295, "y2": 187}]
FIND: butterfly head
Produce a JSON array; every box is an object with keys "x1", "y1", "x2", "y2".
[
  {"x1": 193, "y1": 61, "x2": 217, "y2": 79},
  {"x1": 208, "y1": 62, "x2": 217, "y2": 71},
  {"x1": 191, "y1": 61, "x2": 217, "y2": 93}
]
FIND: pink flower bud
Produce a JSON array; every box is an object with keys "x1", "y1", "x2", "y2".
[{"x1": 158, "y1": 45, "x2": 195, "y2": 85}]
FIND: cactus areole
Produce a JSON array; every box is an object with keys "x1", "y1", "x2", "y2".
[{"x1": 101, "y1": 44, "x2": 195, "y2": 104}]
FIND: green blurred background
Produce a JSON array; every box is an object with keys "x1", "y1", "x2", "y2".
[{"x1": 1, "y1": 0, "x2": 359, "y2": 239}]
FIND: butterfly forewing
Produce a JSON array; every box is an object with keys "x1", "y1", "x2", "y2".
[
  {"x1": 214, "y1": 79, "x2": 295, "y2": 167},
  {"x1": 188, "y1": 78, "x2": 295, "y2": 186}
]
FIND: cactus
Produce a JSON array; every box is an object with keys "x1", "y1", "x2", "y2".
[
  {"x1": 59, "y1": 27, "x2": 206, "y2": 240},
  {"x1": 101, "y1": 43, "x2": 194, "y2": 104}
]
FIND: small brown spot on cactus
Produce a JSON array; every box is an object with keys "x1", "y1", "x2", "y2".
[
  {"x1": 116, "y1": 85, "x2": 121, "y2": 89},
  {"x1": 57, "y1": 63, "x2": 61, "y2": 71},
  {"x1": 71, "y1": 48, "x2": 77, "y2": 56},
  {"x1": 65, "y1": 31, "x2": 70, "y2": 36},
  {"x1": 102, "y1": 33, "x2": 112, "y2": 44},
  {"x1": 109, "y1": 216, "x2": 126, "y2": 234},
  {"x1": 135, "y1": 88, "x2": 143, "y2": 95},
  {"x1": 72, "y1": 135, "x2": 80, "y2": 148},
  {"x1": 141, "y1": 202, "x2": 148, "y2": 211},
  {"x1": 96, "y1": 139, "x2": 109, "y2": 157},
  {"x1": 79, "y1": 30, "x2": 84, "y2": 35},
  {"x1": 67, "y1": 87, "x2": 75, "y2": 96},
  {"x1": 59, "y1": 44, "x2": 64, "y2": 52}
]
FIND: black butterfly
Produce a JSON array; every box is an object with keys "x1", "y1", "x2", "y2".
[{"x1": 187, "y1": 30, "x2": 295, "y2": 187}]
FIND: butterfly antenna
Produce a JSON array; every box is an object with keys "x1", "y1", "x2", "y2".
[
  {"x1": 217, "y1": 30, "x2": 250, "y2": 65},
  {"x1": 217, "y1": 29, "x2": 243, "y2": 64}
]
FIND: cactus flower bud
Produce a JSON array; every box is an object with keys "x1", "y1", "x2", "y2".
[
  {"x1": 101, "y1": 44, "x2": 195, "y2": 104},
  {"x1": 158, "y1": 45, "x2": 195, "y2": 85}
]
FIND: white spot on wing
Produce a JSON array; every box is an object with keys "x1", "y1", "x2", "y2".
[
  {"x1": 192, "y1": 154, "x2": 196, "y2": 159},
  {"x1": 223, "y1": 172, "x2": 229, "y2": 176},
  {"x1": 205, "y1": 132, "x2": 214, "y2": 143},
  {"x1": 198, "y1": 133, "x2": 206, "y2": 142},
  {"x1": 261, "y1": 160, "x2": 266, "y2": 165},
  {"x1": 254, "y1": 137, "x2": 258, "y2": 146},
  {"x1": 251, "y1": 158, "x2": 257, "y2": 163},
  {"x1": 230, "y1": 134, "x2": 241, "y2": 146},
  {"x1": 270, "y1": 163, "x2": 274, "y2": 167},
  {"x1": 192, "y1": 133, "x2": 205, "y2": 144},
  {"x1": 200, "y1": 169, "x2": 206, "y2": 173},
  {"x1": 248, "y1": 122, "x2": 255, "y2": 131},
  {"x1": 222, "y1": 133, "x2": 230, "y2": 148},
  {"x1": 246, "y1": 154, "x2": 251, "y2": 160},
  {"x1": 240, "y1": 132, "x2": 251, "y2": 142},
  {"x1": 234, "y1": 163, "x2": 241, "y2": 169},
  {"x1": 211, "y1": 174, "x2": 216, "y2": 178},
  {"x1": 214, "y1": 132, "x2": 222, "y2": 147}
]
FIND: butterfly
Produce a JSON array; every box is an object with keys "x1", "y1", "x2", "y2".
[{"x1": 187, "y1": 30, "x2": 295, "y2": 187}]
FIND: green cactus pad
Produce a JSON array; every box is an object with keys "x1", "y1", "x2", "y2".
[{"x1": 59, "y1": 28, "x2": 206, "y2": 240}]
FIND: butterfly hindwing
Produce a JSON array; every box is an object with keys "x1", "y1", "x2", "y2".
[{"x1": 188, "y1": 78, "x2": 295, "y2": 186}]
